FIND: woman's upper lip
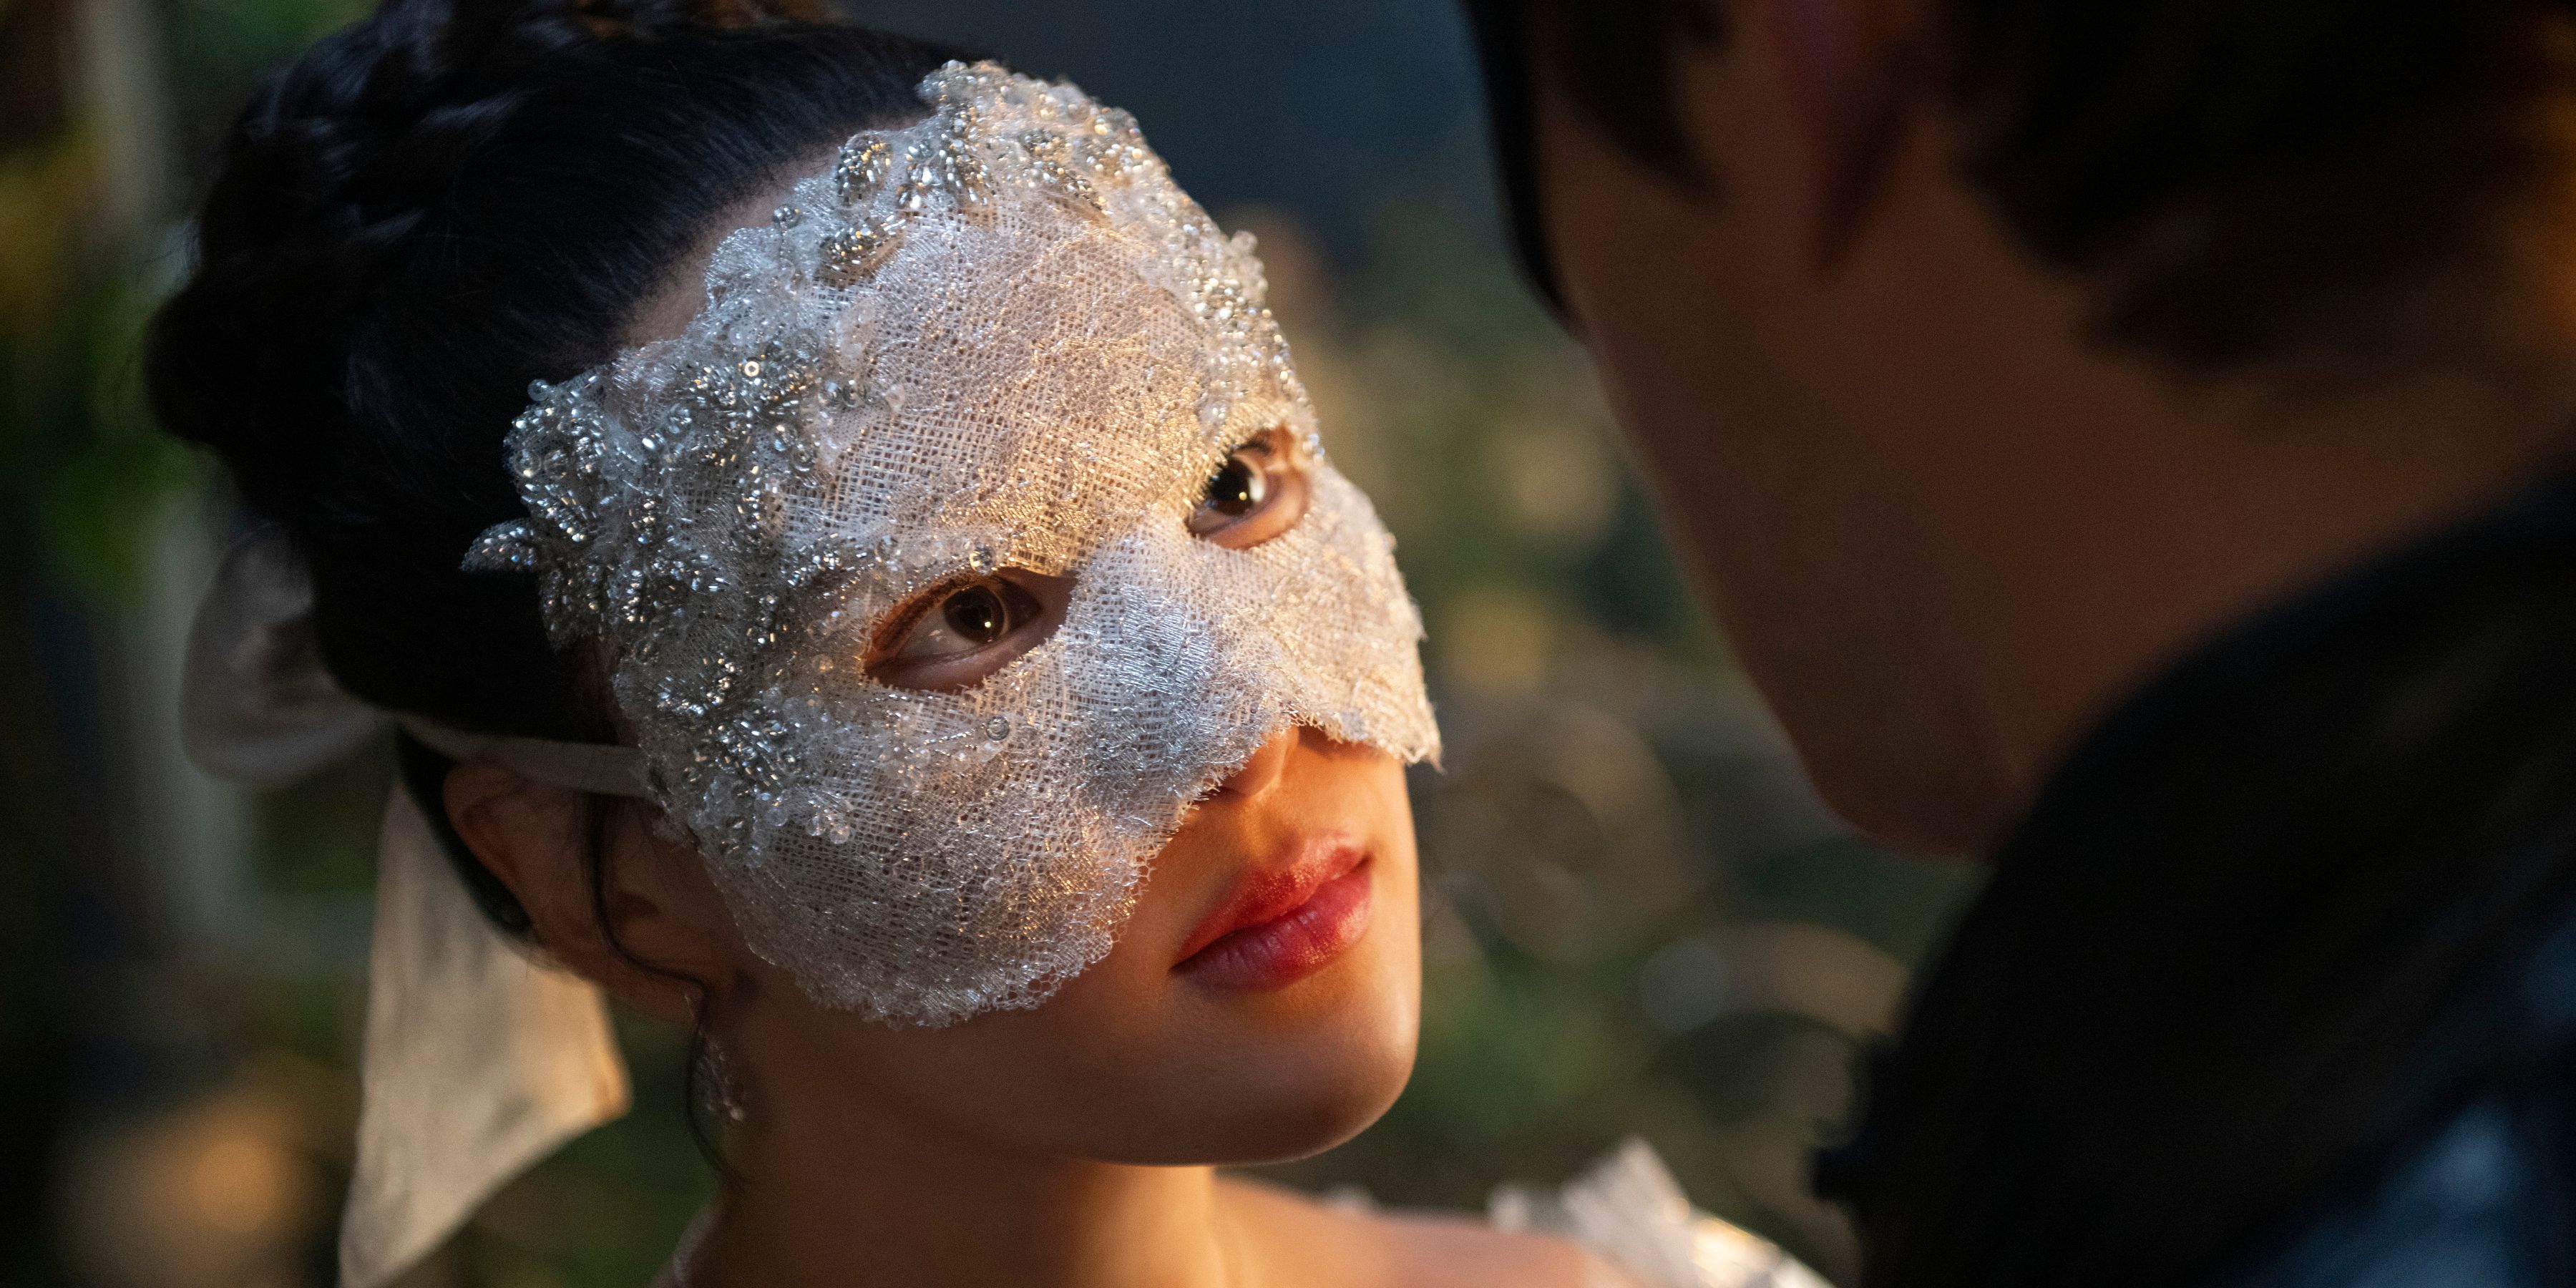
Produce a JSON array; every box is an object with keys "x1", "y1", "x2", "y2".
[{"x1": 1175, "y1": 836, "x2": 1369, "y2": 964}]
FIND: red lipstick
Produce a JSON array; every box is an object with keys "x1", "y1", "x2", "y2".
[{"x1": 1176, "y1": 839, "x2": 1373, "y2": 990}]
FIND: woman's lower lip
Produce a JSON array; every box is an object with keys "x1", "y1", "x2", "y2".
[{"x1": 1176, "y1": 862, "x2": 1374, "y2": 990}]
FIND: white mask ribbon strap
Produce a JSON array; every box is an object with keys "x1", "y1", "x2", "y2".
[
  {"x1": 179, "y1": 526, "x2": 634, "y2": 1288},
  {"x1": 339, "y1": 786, "x2": 632, "y2": 1288},
  {"x1": 395, "y1": 714, "x2": 653, "y2": 799}
]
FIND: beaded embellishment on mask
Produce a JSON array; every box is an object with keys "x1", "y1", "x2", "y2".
[{"x1": 464, "y1": 62, "x2": 1439, "y2": 1025}]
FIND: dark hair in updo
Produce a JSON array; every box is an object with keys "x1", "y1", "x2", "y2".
[{"x1": 149, "y1": 0, "x2": 962, "y2": 922}]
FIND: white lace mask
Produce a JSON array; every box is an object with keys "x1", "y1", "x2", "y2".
[{"x1": 467, "y1": 62, "x2": 1440, "y2": 1025}]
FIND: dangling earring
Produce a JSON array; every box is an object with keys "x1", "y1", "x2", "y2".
[{"x1": 698, "y1": 1036, "x2": 748, "y2": 1125}]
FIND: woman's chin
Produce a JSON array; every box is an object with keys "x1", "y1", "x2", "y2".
[
  {"x1": 1244, "y1": 1041, "x2": 1417, "y2": 1163},
  {"x1": 1101, "y1": 1028, "x2": 1418, "y2": 1166},
  {"x1": 1165, "y1": 939, "x2": 1422, "y2": 1162}
]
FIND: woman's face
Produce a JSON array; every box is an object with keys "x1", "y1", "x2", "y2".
[
  {"x1": 536, "y1": 123, "x2": 1438, "y2": 1026},
  {"x1": 572, "y1": 131, "x2": 1429, "y2": 1165},
  {"x1": 697, "y1": 723, "x2": 1421, "y2": 1164}
]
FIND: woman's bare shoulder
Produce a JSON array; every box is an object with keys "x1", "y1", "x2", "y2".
[{"x1": 1218, "y1": 1174, "x2": 1607, "y2": 1288}]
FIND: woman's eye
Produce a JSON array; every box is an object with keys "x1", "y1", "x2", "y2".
[
  {"x1": 1202, "y1": 455, "x2": 1267, "y2": 518},
  {"x1": 1187, "y1": 428, "x2": 1310, "y2": 550},
  {"x1": 889, "y1": 580, "x2": 1028, "y2": 660},
  {"x1": 863, "y1": 570, "x2": 1071, "y2": 692}
]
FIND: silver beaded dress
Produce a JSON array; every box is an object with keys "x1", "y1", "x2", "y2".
[{"x1": 650, "y1": 1139, "x2": 1828, "y2": 1288}]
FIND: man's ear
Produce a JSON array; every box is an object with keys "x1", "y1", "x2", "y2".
[
  {"x1": 1735, "y1": 0, "x2": 1926, "y2": 264},
  {"x1": 442, "y1": 761, "x2": 718, "y2": 1025}
]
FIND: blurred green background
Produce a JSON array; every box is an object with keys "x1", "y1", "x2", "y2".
[{"x1": 0, "y1": 1, "x2": 1978, "y2": 1285}]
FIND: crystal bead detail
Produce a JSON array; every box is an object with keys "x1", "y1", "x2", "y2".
[
  {"x1": 818, "y1": 218, "x2": 903, "y2": 289},
  {"x1": 833, "y1": 137, "x2": 892, "y2": 205}
]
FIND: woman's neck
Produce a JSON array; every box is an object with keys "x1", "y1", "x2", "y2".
[{"x1": 683, "y1": 1088, "x2": 1246, "y2": 1288}]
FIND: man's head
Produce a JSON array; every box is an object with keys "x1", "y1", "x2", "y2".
[{"x1": 1467, "y1": 0, "x2": 2576, "y2": 852}]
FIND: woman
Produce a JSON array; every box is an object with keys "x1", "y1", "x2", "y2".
[{"x1": 152, "y1": 2, "x2": 1824, "y2": 1285}]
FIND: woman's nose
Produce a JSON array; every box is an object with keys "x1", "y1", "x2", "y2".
[{"x1": 1207, "y1": 726, "x2": 1299, "y2": 801}]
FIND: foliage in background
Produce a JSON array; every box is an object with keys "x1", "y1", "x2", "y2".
[
  {"x1": 0, "y1": 0, "x2": 208, "y2": 1282},
  {"x1": 0, "y1": 122, "x2": 197, "y2": 610}
]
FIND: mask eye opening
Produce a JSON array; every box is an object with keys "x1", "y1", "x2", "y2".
[
  {"x1": 1188, "y1": 426, "x2": 1311, "y2": 550},
  {"x1": 860, "y1": 568, "x2": 1073, "y2": 693}
]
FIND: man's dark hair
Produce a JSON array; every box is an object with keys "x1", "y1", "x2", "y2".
[{"x1": 1463, "y1": 0, "x2": 2576, "y2": 375}]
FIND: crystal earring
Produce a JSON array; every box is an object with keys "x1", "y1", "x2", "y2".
[{"x1": 698, "y1": 1038, "x2": 748, "y2": 1125}]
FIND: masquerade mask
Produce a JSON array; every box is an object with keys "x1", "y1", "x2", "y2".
[{"x1": 467, "y1": 62, "x2": 1440, "y2": 1025}]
